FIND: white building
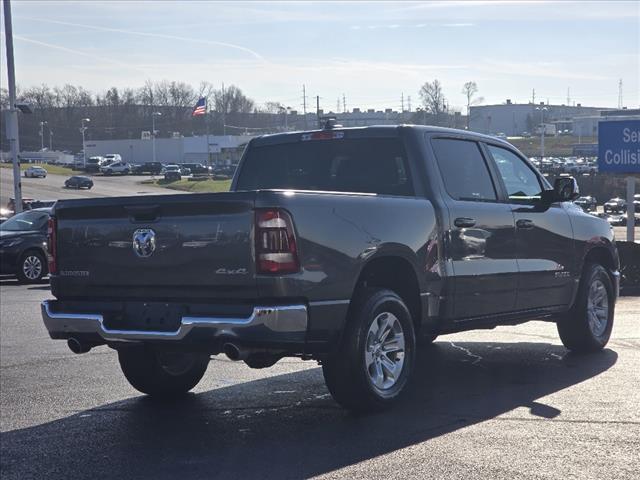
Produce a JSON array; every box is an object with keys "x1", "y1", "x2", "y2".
[{"x1": 84, "y1": 135, "x2": 254, "y2": 165}]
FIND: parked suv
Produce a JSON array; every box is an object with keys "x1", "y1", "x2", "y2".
[
  {"x1": 42, "y1": 125, "x2": 619, "y2": 412},
  {"x1": 604, "y1": 198, "x2": 627, "y2": 214},
  {"x1": 100, "y1": 162, "x2": 131, "y2": 175},
  {"x1": 132, "y1": 162, "x2": 163, "y2": 175},
  {"x1": 181, "y1": 163, "x2": 212, "y2": 175}
]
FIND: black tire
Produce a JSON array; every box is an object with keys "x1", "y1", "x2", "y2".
[
  {"x1": 557, "y1": 263, "x2": 615, "y2": 353},
  {"x1": 322, "y1": 288, "x2": 416, "y2": 413},
  {"x1": 16, "y1": 250, "x2": 47, "y2": 284},
  {"x1": 118, "y1": 346, "x2": 209, "y2": 397}
]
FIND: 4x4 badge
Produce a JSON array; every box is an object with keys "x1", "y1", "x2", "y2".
[{"x1": 132, "y1": 229, "x2": 156, "y2": 258}]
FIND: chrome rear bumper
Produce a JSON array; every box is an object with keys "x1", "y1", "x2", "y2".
[{"x1": 41, "y1": 300, "x2": 308, "y2": 343}]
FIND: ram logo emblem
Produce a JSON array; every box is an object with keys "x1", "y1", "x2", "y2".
[{"x1": 132, "y1": 229, "x2": 156, "y2": 258}]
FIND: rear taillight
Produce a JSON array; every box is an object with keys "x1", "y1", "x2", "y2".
[
  {"x1": 46, "y1": 217, "x2": 57, "y2": 275},
  {"x1": 255, "y1": 209, "x2": 300, "y2": 274}
]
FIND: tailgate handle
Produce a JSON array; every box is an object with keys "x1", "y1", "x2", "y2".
[{"x1": 126, "y1": 205, "x2": 160, "y2": 222}]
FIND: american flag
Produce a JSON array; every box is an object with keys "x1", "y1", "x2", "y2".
[{"x1": 192, "y1": 97, "x2": 206, "y2": 116}]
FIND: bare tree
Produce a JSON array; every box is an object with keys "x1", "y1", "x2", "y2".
[
  {"x1": 419, "y1": 79, "x2": 447, "y2": 123},
  {"x1": 462, "y1": 81, "x2": 484, "y2": 129},
  {"x1": 213, "y1": 85, "x2": 254, "y2": 114},
  {"x1": 262, "y1": 101, "x2": 284, "y2": 113}
]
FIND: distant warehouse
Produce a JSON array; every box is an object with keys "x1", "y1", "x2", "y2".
[
  {"x1": 469, "y1": 100, "x2": 603, "y2": 137},
  {"x1": 84, "y1": 134, "x2": 254, "y2": 165}
]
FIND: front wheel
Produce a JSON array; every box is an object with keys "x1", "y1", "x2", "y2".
[
  {"x1": 16, "y1": 251, "x2": 47, "y2": 283},
  {"x1": 322, "y1": 288, "x2": 416, "y2": 413},
  {"x1": 557, "y1": 263, "x2": 615, "y2": 353},
  {"x1": 118, "y1": 346, "x2": 210, "y2": 397}
]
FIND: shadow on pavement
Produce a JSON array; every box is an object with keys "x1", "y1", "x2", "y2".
[{"x1": 0, "y1": 341, "x2": 617, "y2": 479}]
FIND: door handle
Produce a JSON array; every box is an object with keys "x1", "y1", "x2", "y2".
[
  {"x1": 516, "y1": 219, "x2": 535, "y2": 229},
  {"x1": 454, "y1": 217, "x2": 476, "y2": 228}
]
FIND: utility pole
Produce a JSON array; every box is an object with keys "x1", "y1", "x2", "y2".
[
  {"x1": 401, "y1": 93, "x2": 404, "y2": 112},
  {"x1": 532, "y1": 88, "x2": 536, "y2": 104},
  {"x1": 302, "y1": 84, "x2": 308, "y2": 129},
  {"x1": 3, "y1": 0, "x2": 23, "y2": 212},
  {"x1": 336, "y1": 98, "x2": 341, "y2": 113},
  {"x1": 49, "y1": 130, "x2": 53, "y2": 151},
  {"x1": 316, "y1": 95, "x2": 320, "y2": 128},
  {"x1": 407, "y1": 96, "x2": 411, "y2": 112},
  {"x1": 566, "y1": 87, "x2": 570, "y2": 105},
  {"x1": 342, "y1": 93, "x2": 346, "y2": 113}
]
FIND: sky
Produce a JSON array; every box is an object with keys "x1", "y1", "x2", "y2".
[{"x1": 1, "y1": 0, "x2": 639, "y2": 112}]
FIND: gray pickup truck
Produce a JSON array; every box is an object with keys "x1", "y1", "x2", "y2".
[{"x1": 42, "y1": 125, "x2": 619, "y2": 412}]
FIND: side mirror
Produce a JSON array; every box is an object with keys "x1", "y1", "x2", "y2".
[{"x1": 541, "y1": 176, "x2": 580, "y2": 205}]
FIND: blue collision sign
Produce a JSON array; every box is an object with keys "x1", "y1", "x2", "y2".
[{"x1": 598, "y1": 119, "x2": 640, "y2": 173}]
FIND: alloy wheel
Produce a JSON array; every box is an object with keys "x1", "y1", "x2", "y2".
[
  {"x1": 364, "y1": 312, "x2": 406, "y2": 391},
  {"x1": 587, "y1": 279, "x2": 609, "y2": 337}
]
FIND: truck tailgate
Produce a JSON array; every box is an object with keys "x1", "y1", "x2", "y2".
[{"x1": 52, "y1": 192, "x2": 257, "y2": 300}]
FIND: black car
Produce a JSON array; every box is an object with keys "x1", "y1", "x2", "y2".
[
  {"x1": 132, "y1": 162, "x2": 164, "y2": 175},
  {"x1": 574, "y1": 195, "x2": 597, "y2": 212},
  {"x1": 65, "y1": 176, "x2": 94, "y2": 189},
  {"x1": 604, "y1": 197, "x2": 626, "y2": 214},
  {"x1": 0, "y1": 208, "x2": 51, "y2": 283},
  {"x1": 181, "y1": 163, "x2": 212, "y2": 175}
]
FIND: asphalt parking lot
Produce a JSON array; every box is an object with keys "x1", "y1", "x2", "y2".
[
  {"x1": 0, "y1": 280, "x2": 638, "y2": 480},
  {"x1": 0, "y1": 169, "x2": 186, "y2": 207}
]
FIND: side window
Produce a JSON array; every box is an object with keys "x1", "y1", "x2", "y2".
[
  {"x1": 431, "y1": 138, "x2": 497, "y2": 202},
  {"x1": 487, "y1": 145, "x2": 543, "y2": 204}
]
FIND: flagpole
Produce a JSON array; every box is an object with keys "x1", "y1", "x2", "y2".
[{"x1": 206, "y1": 99, "x2": 211, "y2": 168}]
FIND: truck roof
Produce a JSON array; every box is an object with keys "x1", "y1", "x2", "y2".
[{"x1": 251, "y1": 124, "x2": 514, "y2": 148}]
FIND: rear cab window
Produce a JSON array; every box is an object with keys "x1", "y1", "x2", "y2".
[
  {"x1": 431, "y1": 138, "x2": 497, "y2": 202},
  {"x1": 236, "y1": 134, "x2": 415, "y2": 196}
]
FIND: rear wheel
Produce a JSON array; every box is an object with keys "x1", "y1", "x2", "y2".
[
  {"x1": 16, "y1": 251, "x2": 47, "y2": 283},
  {"x1": 322, "y1": 288, "x2": 416, "y2": 412},
  {"x1": 118, "y1": 346, "x2": 209, "y2": 397},
  {"x1": 557, "y1": 263, "x2": 614, "y2": 353}
]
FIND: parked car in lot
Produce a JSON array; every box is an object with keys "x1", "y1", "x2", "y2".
[
  {"x1": 64, "y1": 176, "x2": 93, "y2": 189},
  {"x1": 100, "y1": 162, "x2": 131, "y2": 175},
  {"x1": 574, "y1": 196, "x2": 597, "y2": 212},
  {"x1": 42, "y1": 125, "x2": 619, "y2": 412},
  {"x1": 103, "y1": 154, "x2": 122, "y2": 165},
  {"x1": 24, "y1": 166, "x2": 47, "y2": 178},
  {"x1": 607, "y1": 214, "x2": 640, "y2": 227},
  {"x1": 132, "y1": 162, "x2": 164, "y2": 175},
  {"x1": 604, "y1": 198, "x2": 627, "y2": 214},
  {"x1": 163, "y1": 164, "x2": 182, "y2": 181},
  {"x1": 84, "y1": 156, "x2": 104, "y2": 173},
  {"x1": 181, "y1": 163, "x2": 212, "y2": 175},
  {"x1": 0, "y1": 208, "x2": 51, "y2": 283},
  {"x1": 634, "y1": 194, "x2": 640, "y2": 210}
]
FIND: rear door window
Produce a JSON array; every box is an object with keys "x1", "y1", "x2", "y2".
[
  {"x1": 236, "y1": 137, "x2": 414, "y2": 196},
  {"x1": 431, "y1": 138, "x2": 497, "y2": 201}
]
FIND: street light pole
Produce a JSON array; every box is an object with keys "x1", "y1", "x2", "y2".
[
  {"x1": 80, "y1": 118, "x2": 90, "y2": 168},
  {"x1": 536, "y1": 106, "x2": 548, "y2": 159},
  {"x1": 3, "y1": 0, "x2": 23, "y2": 213},
  {"x1": 152, "y1": 112, "x2": 162, "y2": 164},
  {"x1": 49, "y1": 130, "x2": 53, "y2": 151},
  {"x1": 39, "y1": 121, "x2": 47, "y2": 150}
]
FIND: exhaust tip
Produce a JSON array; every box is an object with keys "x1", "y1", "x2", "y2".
[
  {"x1": 223, "y1": 343, "x2": 245, "y2": 361},
  {"x1": 67, "y1": 338, "x2": 91, "y2": 354}
]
